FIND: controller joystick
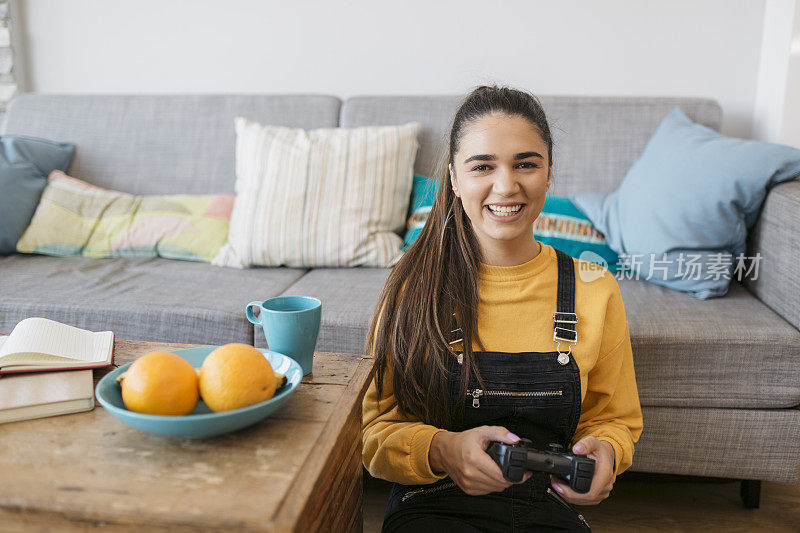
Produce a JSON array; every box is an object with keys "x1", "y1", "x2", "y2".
[
  {"x1": 487, "y1": 439, "x2": 596, "y2": 493},
  {"x1": 547, "y1": 443, "x2": 564, "y2": 453}
]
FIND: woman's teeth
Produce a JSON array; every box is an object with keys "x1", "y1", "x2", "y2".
[{"x1": 487, "y1": 204, "x2": 523, "y2": 216}]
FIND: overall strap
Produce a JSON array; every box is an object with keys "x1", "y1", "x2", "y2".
[
  {"x1": 553, "y1": 248, "x2": 578, "y2": 349},
  {"x1": 448, "y1": 248, "x2": 578, "y2": 364}
]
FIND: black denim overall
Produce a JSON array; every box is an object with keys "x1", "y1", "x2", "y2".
[{"x1": 381, "y1": 249, "x2": 591, "y2": 532}]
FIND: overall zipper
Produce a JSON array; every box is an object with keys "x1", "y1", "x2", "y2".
[
  {"x1": 466, "y1": 388, "x2": 563, "y2": 408},
  {"x1": 546, "y1": 487, "x2": 590, "y2": 529},
  {"x1": 401, "y1": 480, "x2": 458, "y2": 502}
]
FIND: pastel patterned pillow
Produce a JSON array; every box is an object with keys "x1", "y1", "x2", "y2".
[{"x1": 16, "y1": 171, "x2": 234, "y2": 262}]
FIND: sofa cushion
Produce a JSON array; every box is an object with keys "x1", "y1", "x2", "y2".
[
  {"x1": 621, "y1": 279, "x2": 800, "y2": 409},
  {"x1": 633, "y1": 406, "x2": 800, "y2": 483},
  {"x1": 253, "y1": 267, "x2": 392, "y2": 356},
  {"x1": 0, "y1": 255, "x2": 308, "y2": 345},
  {"x1": 340, "y1": 95, "x2": 721, "y2": 195},
  {"x1": 272, "y1": 267, "x2": 800, "y2": 410},
  {"x1": 1, "y1": 94, "x2": 341, "y2": 195}
]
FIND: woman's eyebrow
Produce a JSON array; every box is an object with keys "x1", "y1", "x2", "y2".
[
  {"x1": 463, "y1": 154, "x2": 495, "y2": 164},
  {"x1": 514, "y1": 151, "x2": 543, "y2": 160},
  {"x1": 463, "y1": 151, "x2": 544, "y2": 164}
]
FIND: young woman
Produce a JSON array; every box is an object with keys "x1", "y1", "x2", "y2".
[{"x1": 362, "y1": 85, "x2": 643, "y2": 532}]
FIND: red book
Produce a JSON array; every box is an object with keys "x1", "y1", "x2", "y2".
[{"x1": 0, "y1": 318, "x2": 114, "y2": 377}]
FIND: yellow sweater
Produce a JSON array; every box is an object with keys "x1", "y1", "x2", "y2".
[{"x1": 361, "y1": 242, "x2": 643, "y2": 485}]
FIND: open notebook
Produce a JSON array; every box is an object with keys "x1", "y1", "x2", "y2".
[{"x1": 0, "y1": 317, "x2": 114, "y2": 376}]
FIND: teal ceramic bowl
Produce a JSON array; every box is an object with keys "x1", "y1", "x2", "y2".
[{"x1": 95, "y1": 346, "x2": 302, "y2": 438}]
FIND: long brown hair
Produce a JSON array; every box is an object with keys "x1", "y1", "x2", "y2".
[{"x1": 364, "y1": 85, "x2": 554, "y2": 429}]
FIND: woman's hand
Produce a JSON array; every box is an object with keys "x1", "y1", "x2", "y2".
[
  {"x1": 430, "y1": 426, "x2": 532, "y2": 496},
  {"x1": 550, "y1": 436, "x2": 615, "y2": 505}
]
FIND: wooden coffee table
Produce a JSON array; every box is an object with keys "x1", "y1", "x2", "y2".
[{"x1": 0, "y1": 338, "x2": 375, "y2": 532}]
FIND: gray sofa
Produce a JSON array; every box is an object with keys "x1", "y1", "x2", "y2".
[{"x1": 1, "y1": 94, "x2": 798, "y2": 506}]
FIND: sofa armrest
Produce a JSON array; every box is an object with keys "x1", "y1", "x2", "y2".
[{"x1": 743, "y1": 179, "x2": 800, "y2": 330}]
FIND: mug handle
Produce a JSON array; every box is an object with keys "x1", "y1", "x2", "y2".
[{"x1": 245, "y1": 301, "x2": 264, "y2": 326}]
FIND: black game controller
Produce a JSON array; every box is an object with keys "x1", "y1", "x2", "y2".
[{"x1": 487, "y1": 438, "x2": 596, "y2": 493}]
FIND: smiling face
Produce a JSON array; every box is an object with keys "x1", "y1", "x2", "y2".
[{"x1": 449, "y1": 112, "x2": 552, "y2": 265}]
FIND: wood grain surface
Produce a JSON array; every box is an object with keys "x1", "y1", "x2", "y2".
[{"x1": 0, "y1": 338, "x2": 375, "y2": 532}]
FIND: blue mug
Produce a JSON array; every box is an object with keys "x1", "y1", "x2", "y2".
[{"x1": 246, "y1": 296, "x2": 321, "y2": 376}]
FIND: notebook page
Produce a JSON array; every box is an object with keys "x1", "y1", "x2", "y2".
[
  {"x1": 0, "y1": 318, "x2": 99, "y2": 363},
  {"x1": 92, "y1": 330, "x2": 114, "y2": 363}
]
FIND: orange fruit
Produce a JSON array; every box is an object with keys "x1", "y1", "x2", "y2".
[
  {"x1": 198, "y1": 343, "x2": 276, "y2": 412},
  {"x1": 120, "y1": 351, "x2": 199, "y2": 415}
]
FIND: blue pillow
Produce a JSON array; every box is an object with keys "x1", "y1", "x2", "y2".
[
  {"x1": 401, "y1": 176, "x2": 617, "y2": 271},
  {"x1": 571, "y1": 107, "x2": 800, "y2": 299},
  {"x1": 0, "y1": 136, "x2": 76, "y2": 254}
]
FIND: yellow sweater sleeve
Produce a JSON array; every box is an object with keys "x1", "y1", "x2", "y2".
[
  {"x1": 361, "y1": 357, "x2": 450, "y2": 485},
  {"x1": 572, "y1": 279, "x2": 643, "y2": 477}
]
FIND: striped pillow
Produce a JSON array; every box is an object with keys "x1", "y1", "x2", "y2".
[{"x1": 213, "y1": 118, "x2": 420, "y2": 268}]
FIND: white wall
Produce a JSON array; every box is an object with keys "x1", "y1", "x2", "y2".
[
  {"x1": 783, "y1": 3, "x2": 800, "y2": 147},
  {"x1": 753, "y1": 0, "x2": 800, "y2": 145},
  {"x1": 15, "y1": 0, "x2": 766, "y2": 138}
]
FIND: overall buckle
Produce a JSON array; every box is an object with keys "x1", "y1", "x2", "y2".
[
  {"x1": 552, "y1": 312, "x2": 578, "y2": 343},
  {"x1": 553, "y1": 312, "x2": 577, "y2": 324},
  {"x1": 553, "y1": 312, "x2": 577, "y2": 365},
  {"x1": 553, "y1": 327, "x2": 577, "y2": 344}
]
